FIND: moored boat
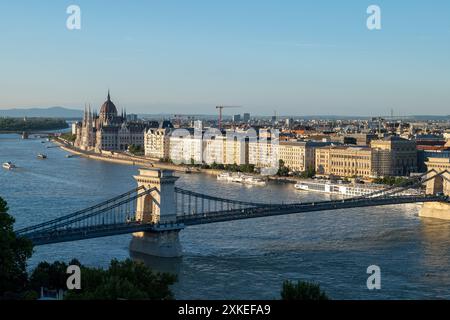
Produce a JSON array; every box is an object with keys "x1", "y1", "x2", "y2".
[
  {"x1": 242, "y1": 175, "x2": 267, "y2": 186},
  {"x1": 217, "y1": 172, "x2": 267, "y2": 186}
]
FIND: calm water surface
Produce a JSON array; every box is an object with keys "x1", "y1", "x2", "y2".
[{"x1": 1, "y1": 134, "x2": 450, "y2": 299}]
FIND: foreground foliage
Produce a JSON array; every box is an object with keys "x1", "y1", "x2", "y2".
[
  {"x1": 29, "y1": 259, "x2": 177, "y2": 300},
  {"x1": 281, "y1": 280, "x2": 329, "y2": 301},
  {"x1": 0, "y1": 198, "x2": 34, "y2": 299},
  {"x1": 1, "y1": 196, "x2": 176, "y2": 300}
]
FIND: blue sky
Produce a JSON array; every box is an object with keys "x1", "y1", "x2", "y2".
[{"x1": 0, "y1": 0, "x2": 449, "y2": 116}]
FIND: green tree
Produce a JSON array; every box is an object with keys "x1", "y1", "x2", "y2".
[
  {"x1": 60, "y1": 133, "x2": 76, "y2": 143},
  {"x1": 28, "y1": 259, "x2": 81, "y2": 292},
  {"x1": 29, "y1": 258, "x2": 177, "y2": 300},
  {"x1": 299, "y1": 167, "x2": 316, "y2": 179},
  {"x1": 281, "y1": 280, "x2": 329, "y2": 301},
  {"x1": 373, "y1": 176, "x2": 409, "y2": 186},
  {"x1": 128, "y1": 144, "x2": 144, "y2": 156},
  {"x1": 277, "y1": 160, "x2": 290, "y2": 177},
  {"x1": 0, "y1": 197, "x2": 34, "y2": 298},
  {"x1": 66, "y1": 259, "x2": 177, "y2": 300},
  {"x1": 211, "y1": 162, "x2": 224, "y2": 170},
  {"x1": 240, "y1": 164, "x2": 255, "y2": 174}
]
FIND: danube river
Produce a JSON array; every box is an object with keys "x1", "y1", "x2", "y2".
[{"x1": 2, "y1": 133, "x2": 450, "y2": 299}]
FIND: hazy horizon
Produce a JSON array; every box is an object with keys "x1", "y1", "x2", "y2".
[
  {"x1": 1, "y1": 0, "x2": 449, "y2": 116},
  {"x1": 1, "y1": 105, "x2": 449, "y2": 119}
]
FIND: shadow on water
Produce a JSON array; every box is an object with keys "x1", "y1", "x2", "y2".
[
  {"x1": 130, "y1": 251, "x2": 183, "y2": 276},
  {"x1": 419, "y1": 218, "x2": 450, "y2": 273}
]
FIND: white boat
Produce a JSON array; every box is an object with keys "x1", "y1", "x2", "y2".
[
  {"x1": 242, "y1": 175, "x2": 267, "y2": 186},
  {"x1": 217, "y1": 172, "x2": 244, "y2": 183},
  {"x1": 2, "y1": 162, "x2": 16, "y2": 170},
  {"x1": 37, "y1": 154, "x2": 48, "y2": 160},
  {"x1": 231, "y1": 174, "x2": 244, "y2": 183},
  {"x1": 217, "y1": 172, "x2": 234, "y2": 181},
  {"x1": 217, "y1": 172, "x2": 266, "y2": 186}
]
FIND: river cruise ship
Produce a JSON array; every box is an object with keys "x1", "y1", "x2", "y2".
[{"x1": 294, "y1": 180, "x2": 420, "y2": 197}]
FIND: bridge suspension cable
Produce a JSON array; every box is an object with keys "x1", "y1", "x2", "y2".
[
  {"x1": 174, "y1": 187, "x2": 271, "y2": 217},
  {"x1": 15, "y1": 186, "x2": 146, "y2": 235},
  {"x1": 16, "y1": 186, "x2": 153, "y2": 239},
  {"x1": 350, "y1": 171, "x2": 432, "y2": 200}
]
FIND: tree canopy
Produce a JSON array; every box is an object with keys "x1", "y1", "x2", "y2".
[
  {"x1": 281, "y1": 280, "x2": 329, "y2": 301},
  {"x1": 29, "y1": 258, "x2": 177, "y2": 300},
  {"x1": 0, "y1": 197, "x2": 34, "y2": 298}
]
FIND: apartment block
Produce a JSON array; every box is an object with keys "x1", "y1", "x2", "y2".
[
  {"x1": 144, "y1": 128, "x2": 171, "y2": 160},
  {"x1": 169, "y1": 132, "x2": 203, "y2": 164},
  {"x1": 371, "y1": 136, "x2": 417, "y2": 176},
  {"x1": 315, "y1": 146, "x2": 373, "y2": 179},
  {"x1": 248, "y1": 139, "x2": 278, "y2": 169}
]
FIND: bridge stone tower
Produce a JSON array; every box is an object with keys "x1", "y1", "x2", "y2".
[
  {"x1": 424, "y1": 158, "x2": 450, "y2": 197},
  {"x1": 420, "y1": 158, "x2": 450, "y2": 220},
  {"x1": 129, "y1": 168, "x2": 183, "y2": 258},
  {"x1": 134, "y1": 168, "x2": 179, "y2": 224}
]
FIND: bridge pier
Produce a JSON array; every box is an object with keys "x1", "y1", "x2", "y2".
[
  {"x1": 130, "y1": 230, "x2": 183, "y2": 258},
  {"x1": 419, "y1": 160, "x2": 450, "y2": 220},
  {"x1": 130, "y1": 168, "x2": 183, "y2": 258},
  {"x1": 420, "y1": 202, "x2": 450, "y2": 220}
]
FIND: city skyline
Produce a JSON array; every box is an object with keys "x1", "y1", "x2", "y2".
[
  {"x1": 3, "y1": 1, "x2": 450, "y2": 306},
  {"x1": 1, "y1": 0, "x2": 449, "y2": 116}
]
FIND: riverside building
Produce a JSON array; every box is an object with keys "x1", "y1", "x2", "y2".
[{"x1": 75, "y1": 92, "x2": 146, "y2": 152}]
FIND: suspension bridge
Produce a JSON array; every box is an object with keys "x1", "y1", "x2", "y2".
[{"x1": 15, "y1": 168, "x2": 450, "y2": 257}]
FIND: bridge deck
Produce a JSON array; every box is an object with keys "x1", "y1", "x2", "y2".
[{"x1": 24, "y1": 195, "x2": 445, "y2": 246}]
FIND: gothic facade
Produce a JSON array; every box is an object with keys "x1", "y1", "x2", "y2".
[{"x1": 75, "y1": 92, "x2": 146, "y2": 152}]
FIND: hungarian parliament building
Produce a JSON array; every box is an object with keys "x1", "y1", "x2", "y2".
[{"x1": 74, "y1": 92, "x2": 148, "y2": 152}]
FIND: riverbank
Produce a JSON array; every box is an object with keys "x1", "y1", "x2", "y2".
[
  {"x1": 53, "y1": 138, "x2": 225, "y2": 175},
  {"x1": 52, "y1": 138, "x2": 325, "y2": 184}
]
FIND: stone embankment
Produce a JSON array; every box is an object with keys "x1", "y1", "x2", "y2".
[{"x1": 53, "y1": 138, "x2": 224, "y2": 176}]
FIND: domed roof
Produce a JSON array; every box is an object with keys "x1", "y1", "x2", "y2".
[{"x1": 100, "y1": 91, "x2": 118, "y2": 116}]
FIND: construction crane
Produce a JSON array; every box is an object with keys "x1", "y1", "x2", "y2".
[{"x1": 216, "y1": 106, "x2": 241, "y2": 130}]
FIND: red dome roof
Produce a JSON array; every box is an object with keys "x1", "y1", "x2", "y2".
[{"x1": 99, "y1": 91, "x2": 118, "y2": 116}]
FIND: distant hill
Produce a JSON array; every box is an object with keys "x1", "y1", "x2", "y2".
[{"x1": 0, "y1": 107, "x2": 83, "y2": 119}]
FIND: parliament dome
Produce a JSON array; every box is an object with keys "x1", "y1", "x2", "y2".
[{"x1": 99, "y1": 91, "x2": 118, "y2": 116}]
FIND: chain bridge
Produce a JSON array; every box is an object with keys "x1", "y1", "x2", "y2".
[{"x1": 15, "y1": 168, "x2": 449, "y2": 257}]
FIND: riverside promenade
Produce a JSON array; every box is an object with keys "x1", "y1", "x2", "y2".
[
  {"x1": 52, "y1": 138, "x2": 222, "y2": 175},
  {"x1": 52, "y1": 138, "x2": 302, "y2": 184}
]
